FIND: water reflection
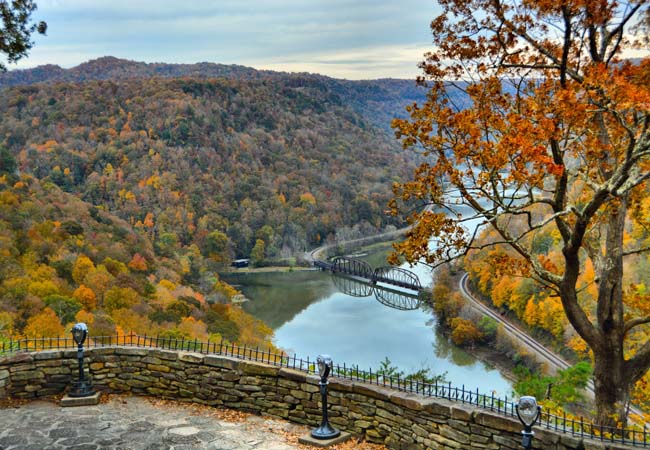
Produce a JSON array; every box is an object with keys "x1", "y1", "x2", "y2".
[
  {"x1": 331, "y1": 274, "x2": 374, "y2": 298},
  {"x1": 332, "y1": 274, "x2": 420, "y2": 311},
  {"x1": 223, "y1": 271, "x2": 336, "y2": 329},
  {"x1": 225, "y1": 268, "x2": 512, "y2": 395},
  {"x1": 433, "y1": 329, "x2": 480, "y2": 367}
]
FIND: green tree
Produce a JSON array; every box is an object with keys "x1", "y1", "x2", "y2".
[
  {"x1": 156, "y1": 232, "x2": 179, "y2": 257},
  {"x1": 477, "y1": 317, "x2": 498, "y2": 342},
  {"x1": 0, "y1": 0, "x2": 47, "y2": 71},
  {"x1": 44, "y1": 294, "x2": 82, "y2": 325},
  {"x1": 375, "y1": 357, "x2": 447, "y2": 384},
  {"x1": 514, "y1": 362, "x2": 593, "y2": 409},
  {"x1": 165, "y1": 300, "x2": 192, "y2": 323},
  {"x1": 250, "y1": 238, "x2": 265, "y2": 267},
  {"x1": 390, "y1": 0, "x2": 649, "y2": 426},
  {"x1": 0, "y1": 146, "x2": 16, "y2": 176},
  {"x1": 204, "y1": 230, "x2": 231, "y2": 264},
  {"x1": 104, "y1": 286, "x2": 139, "y2": 313},
  {"x1": 60, "y1": 220, "x2": 83, "y2": 237}
]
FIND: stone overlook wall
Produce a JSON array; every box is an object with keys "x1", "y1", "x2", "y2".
[{"x1": 0, "y1": 347, "x2": 635, "y2": 450}]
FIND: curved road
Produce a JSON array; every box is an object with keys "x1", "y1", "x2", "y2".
[{"x1": 304, "y1": 228, "x2": 407, "y2": 263}]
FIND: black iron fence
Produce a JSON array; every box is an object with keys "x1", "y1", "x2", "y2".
[{"x1": 1, "y1": 334, "x2": 648, "y2": 447}]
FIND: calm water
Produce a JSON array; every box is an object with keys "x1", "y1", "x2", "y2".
[{"x1": 223, "y1": 257, "x2": 513, "y2": 396}]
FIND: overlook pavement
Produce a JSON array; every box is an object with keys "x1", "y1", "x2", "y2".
[{"x1": 0, "y1": 395, "x2": 376, "y2": 450}]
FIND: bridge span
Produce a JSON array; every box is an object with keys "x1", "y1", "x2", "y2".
[{"x1": 313, "y1": 256, "x2": 422, "y2": 292}]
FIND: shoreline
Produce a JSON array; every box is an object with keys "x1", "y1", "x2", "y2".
[{"x1": 221, "y1": 265, "x2": 316, "y2": 275}]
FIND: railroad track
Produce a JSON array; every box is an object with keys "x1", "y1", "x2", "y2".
[
  {"x1": 460, "y1": 272, "x2": 587, "y2": 385},
  {"x1": 460, "y1": 272, "x2": 648, "y2": 418}
]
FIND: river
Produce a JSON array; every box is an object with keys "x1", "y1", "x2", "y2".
[{"x1": 222, "y1": 245, "x2": 513, "y2": 396}]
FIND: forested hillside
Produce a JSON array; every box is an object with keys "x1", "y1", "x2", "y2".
[
  {"x1": 0, "y1": 56, "x2": 427, "y2": 133},
  {"x1": 0, "y1": 174, "x2": 273, "y2": 346},
  {"x1": 462, "y1": 205, "x2": 650, "y2": 412},
  {"x1": 0, "y1": 57, "x2": 426, "y2": 344},
  {"x1": 0, "y1": 72, "x2": 417, "y2": 264}
]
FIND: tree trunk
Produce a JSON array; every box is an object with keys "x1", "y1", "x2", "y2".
[
  {"x1": 592, "y1": 197, "x2": 628, "y2": 427},
  {"x1": 560, "y1": 197, "x2": 631, "y2": 427},
  {"x1": 593, "y1": 349, "x2": 629, "y2": 427}
]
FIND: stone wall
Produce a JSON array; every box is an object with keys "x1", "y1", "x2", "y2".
[{"x1": 0, "y1": 347, "x2": 636, "y2": 450}]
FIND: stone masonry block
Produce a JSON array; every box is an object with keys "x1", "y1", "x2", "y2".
[
  {"x1": 278, "y1": 368, "x2": 307, "y2": 383},
  {"x1": 33, "y1": 351, "x2": 63, "y2": 360},
  {"x1": 178, "y1": 352, "x2": 204, "y2": 364},
  {"x1": 115, "y1": 347, "x2": 149, "y2": 356},
  {"x1": 352, "y1": 382, "x2": 392, "y2": 402},
  {"x1": 240, "y1": 361, "x2": 279, "y2": 376},
  {"x1": 474, "y1": 410, "x2": 522, "y2": 434},
  {"x1": 203, "y1": 355, "x2": 240, "y2": 370}
]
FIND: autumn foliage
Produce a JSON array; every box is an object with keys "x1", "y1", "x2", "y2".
[
  {"x1": 0, "y1": 73, "x2": 414, "y2": 266},
  {"x1": 390, "y1": 0, "x2": 650, "y2": 426},
  {"x1": 0, "y1": 176, "x2": 275, "y2": 351}
]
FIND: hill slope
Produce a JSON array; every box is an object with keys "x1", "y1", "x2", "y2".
[
  {"x1": 0, "y1": 57, "x2": 427, "y2": 133},
  {"x1": 0, "y1": 71, "x2": 416, "y2": 262},
  {"x1": 0, "y1": 175, "x2": 273, "y2": 345}
]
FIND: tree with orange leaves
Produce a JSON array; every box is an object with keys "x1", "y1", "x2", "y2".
[
  {"x1": 23, "y1": 307, "x2": 64, "y2": 338},
  {"x1": 390, "y1": 0, "x2": 649, "y2": 426},
  {"x1": 128, "y1": 253, "x2": 148, "y2": 272}
]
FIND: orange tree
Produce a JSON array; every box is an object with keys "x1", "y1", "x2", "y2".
[{"x1": 390, "y1": 0, "x2": 650, "y2": 426}]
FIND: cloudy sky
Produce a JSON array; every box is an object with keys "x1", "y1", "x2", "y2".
[{"x1": 11, "y1": 0, "x2": 440, "y2": 80}]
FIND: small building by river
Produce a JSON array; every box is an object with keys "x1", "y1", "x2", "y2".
[{"x1": 231, "y1": 259, "x2": 250, "y2": 268}]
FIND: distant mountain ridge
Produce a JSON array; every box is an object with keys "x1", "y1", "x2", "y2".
[
  {"x1": 0, "y1": 56, "x2": 270, "y2": 87},
  {"x1": 0, "y1": 56, "x2": 426, "y2": 133}
]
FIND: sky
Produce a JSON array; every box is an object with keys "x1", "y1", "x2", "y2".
[{"x1": 11, "y1": 0, "x2": 440, "y2": 80}]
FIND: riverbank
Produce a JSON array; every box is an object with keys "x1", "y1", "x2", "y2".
[
  {"x1": 424, "y1": 270, "x2": 520, "y2": 385},
  {"x1": 222, "y1": 266, "x2": 315, "y2": 275}
]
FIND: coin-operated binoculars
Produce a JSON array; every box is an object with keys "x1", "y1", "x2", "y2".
[
  {"x1": 310, "y1": 354, "x2": 341, "y2": 440},
  {"x1": 68, "y1": 323, "x2": 95, "y2": 398},
  {"x1": 516, "y1": 396, "x2": 541, "y2": 450}
]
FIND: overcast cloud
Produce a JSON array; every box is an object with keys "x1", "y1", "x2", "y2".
[{"x1": 11, "y1": 0, "x2": 439, "y2": 79}]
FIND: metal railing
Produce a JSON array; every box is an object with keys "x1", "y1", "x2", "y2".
[{"x1": 1, "y1": 334, "x2": 648, "y2": 447}]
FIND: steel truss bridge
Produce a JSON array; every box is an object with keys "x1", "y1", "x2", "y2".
[
  {"x1": 331, "y1": 274, "x2": 421, "y2": 311},
  {"x1": 314, "y1": 256, "x2": 422, "y2": 292}
]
